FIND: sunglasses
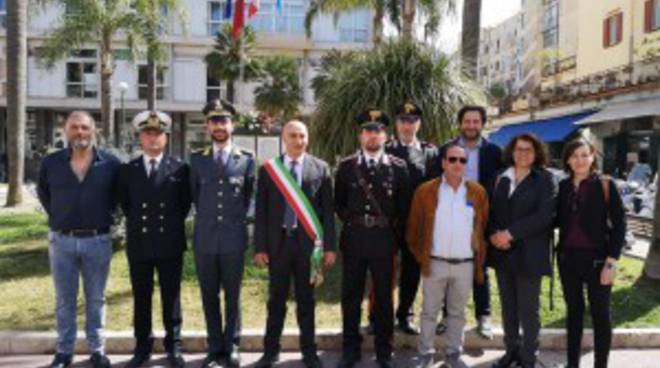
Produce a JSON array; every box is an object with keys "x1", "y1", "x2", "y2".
[
  {"x1": 209, "y1": 116, "x2": 231, "y2": 124},
  {"x1": 446, "y1": 156, "x2": 468, "y2": 164}
]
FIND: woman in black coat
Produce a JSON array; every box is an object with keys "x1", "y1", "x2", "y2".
[
  {"x1": 555, "y1": 138, "x2": 626, "y2": 368},
  {"x1": 487, "y1": 133, "x2": 557, "y2": 368}
]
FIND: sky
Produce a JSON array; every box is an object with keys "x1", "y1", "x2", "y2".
[{"x1": 435, "y1": 0, "x2": 522, "y2": 53}]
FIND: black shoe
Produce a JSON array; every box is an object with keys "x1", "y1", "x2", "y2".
[
  {"x1": 90, "y1": 352, "x2": 111, "y2": 368},
  {"x1": 491, "y1": 351, "x2": 521, "y2": 368},
  {"x1": 50, "y1": 353, "x2": 72, "y2": 368},
  {"x1": 226, "y1": 349, "x2": 241, "y2": 367},
  {"x1": 396, "y1": 319, "x2": 419, "y2": 335},
  {"x1": 201, "y1": 353, "x2": 222, "y2": 368},
  {"x1": 436, "y1": 321, "x2": 447, "y2": 335},
  {"x1": 377, "y1": 358, "x2": 395, "y2": 368},
  {"x1": 124, "y1": 352, "x2": 150, "y2": 368},
  {"x1": 166, "y1": 349, "x2": 186, "y2": 368},
  {"x1": 304, "y1": 355, "x2": 323, "y2": 368},
  {"x1": 254, "y1": 353, "x2": 279, "y2": 368}
]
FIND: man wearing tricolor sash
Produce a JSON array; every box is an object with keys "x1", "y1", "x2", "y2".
[{"x1": 253, "y1": 120, "x2": 337, "y2": 368}]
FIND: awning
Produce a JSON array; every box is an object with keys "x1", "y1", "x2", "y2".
[
  {"x1": 488, "y1": 111, "x2": 597, "y2": 147},
  {"x1": 576, "y1": 98, "x2": 660, "y2": 125}
]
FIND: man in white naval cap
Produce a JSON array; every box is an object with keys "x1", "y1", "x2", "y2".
[{"x1": 116, "y1": 110, "x2": 191, "y2": 368}]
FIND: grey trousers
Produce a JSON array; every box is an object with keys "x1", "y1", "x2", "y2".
[
  {"x1": 495, "y1": 265, "x2": 542, "y2": 365},
  {"x1": 418, "y1": 259, "x2": 474, "y2": 356}
]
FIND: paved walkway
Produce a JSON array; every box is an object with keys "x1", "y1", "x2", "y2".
[{"x1": 2, "y1": 350, "x2": 660, "y2": 368}]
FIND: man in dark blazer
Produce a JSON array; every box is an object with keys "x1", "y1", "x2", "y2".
[
  {"x1": 116, "y1": 111, "x2": 191, "y2": 368},
  {"x1": 253, "y1": 120, "x2": 336, "y2": 368},
  {"x1": 335, "y1": 110, "x2": 412, "y2": 368},
  {"x1": 190, "y1": 99, "x2": 256, "y2": 368},
  {"x1": 437, "y1": 105, "x2": 504, "y2": 339}
]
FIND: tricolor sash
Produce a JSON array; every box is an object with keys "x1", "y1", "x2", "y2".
[{"x1": 263, "y1": 157, "x2": 325, "y2": 286}]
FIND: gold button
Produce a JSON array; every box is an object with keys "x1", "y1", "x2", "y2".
[
  {"x1": 142, "y1": 215, "x2": 147, "y2": 220},
  {"x1": 219, "y1": 180, "x2": 224, "y2": 185},
  {"x1": 142, "y1": 203, "x2": 148, "y2": 208},
  {"x1": 159, "y1": 215, "x2": 164, "y2": 220},
  {"x1": 160, "y1": 203, "x2": 165, "y2": 208},
  {"x1": 218, "y1": 204, "x2": 223, "y2": 209},
  {"x1": 159, "y1": 227, "x2": 164, "y2": 232},
  {"x1": 142, "y1": 227, "x2": 147, "y2": 233},
  {"x1": 218, "y1": 216, "x2": 223, "y2": 221}
]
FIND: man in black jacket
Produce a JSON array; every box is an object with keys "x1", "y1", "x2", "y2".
[
  {"x1": 253, "y1": 120, "x2": 337, "y2": 368},
  {"x1": 335, "y1": 110, "x2": 412, "y2": 368},
  {"x1": 438, "y1": 105, "x2": 504, "y2": 339},
  {"x1": 116, "y1": 111, "x2": 191, "y2": 368}
]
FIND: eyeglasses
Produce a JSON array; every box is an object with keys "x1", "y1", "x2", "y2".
[{"x1": 446, "y1": 156, "x2": 468, "y2": 164}]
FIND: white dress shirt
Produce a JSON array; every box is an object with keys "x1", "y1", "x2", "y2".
[
  {"x1": 213, "y1": 142, "x2": 232, "y2": 165},
  {"x1": 431, "y1": 177, "x2": 475, "y2": 259},
  {"x1": 502, "y1": 167, "x2": 529, "y2": 197},
  {"x1": 458, "y1": 136, "x2": 482, "y2": 182},
  {"x1": 143, "y1": 153, "x2": 164, "y2": 176},
  {"x1": 360, "y1": 149, "x2": 386, "y2": 167}
]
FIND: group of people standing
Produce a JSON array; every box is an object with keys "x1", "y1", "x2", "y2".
[{"x1": 37, "y1": 99, "x2": 625, "y2": 368}]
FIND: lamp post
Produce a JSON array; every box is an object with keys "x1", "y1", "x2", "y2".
[{"x1": 117, "y1": 81, "x2": 129, "y2": 151}]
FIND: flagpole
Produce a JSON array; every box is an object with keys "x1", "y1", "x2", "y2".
[{"x1": 238, "y1": 26, "x2": 245, "y2": 111}]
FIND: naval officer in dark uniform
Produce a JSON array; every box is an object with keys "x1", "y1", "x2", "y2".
[
  {"x1": 335, "y1": 110, "x2": 412, "y2": 368},
  {"x1": 116, "y1": 111, "x2": 191, "y2": 368},
  {"x1": 190, "y1": 99, "x2": 256, "y2": 368}
]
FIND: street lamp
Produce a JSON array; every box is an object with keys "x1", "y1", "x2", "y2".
[{"x1": 117, "y1": 81, "x2": 129, "y2": 151}]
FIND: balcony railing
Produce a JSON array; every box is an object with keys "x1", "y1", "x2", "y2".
[
  {"x1": 538, "y1": 56, "x2": 660, "y2": 106},
  {"x1": 542, "y1": 55, "x2": 577, "y2": 78}
]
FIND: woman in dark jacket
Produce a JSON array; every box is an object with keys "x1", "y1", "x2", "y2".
[
  {"x1": 556, "y1": 138, "x2": 625, "y2": 368},
  {"x1": 487, "y1": 133, "x2": 557, "y2": 368}
]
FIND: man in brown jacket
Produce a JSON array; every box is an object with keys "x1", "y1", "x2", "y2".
[{"x1": 406, "y1": 144, "x2": 489, "y2": 368}]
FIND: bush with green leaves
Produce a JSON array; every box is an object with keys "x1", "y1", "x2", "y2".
[{"x1": 309, "y1": 40, "x2": 485, "y2": 163}]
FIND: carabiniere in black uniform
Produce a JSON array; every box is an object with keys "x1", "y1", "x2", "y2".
[
  {"x1": 335, "y1": 110, "x2": 412, "y2": 368},
  {"x1": 116, "y1": 111, "x2": 191, "y2": 368}
]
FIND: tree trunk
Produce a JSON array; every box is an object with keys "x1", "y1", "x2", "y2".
[
  {"x1": 100, "y1": 32, "x2": 115, "y2": 147},
  {"x1": 5, "y1": 0, "x2": 27, "y2": 206},
  {"x1": 146, "y1": 55, "x2": 157, "y2": 111},
  {"x1": 401, "y1": 0, "x2": 416, "y2": 40},
  {"x1": 226, "y1": 79, "x2": 235, "y2": 103},
  {"x1": 644, "y1": 133, "x2": 660, "y2": 280},
  {"x1": 373, "y1": 5, "x2": 384, "y2": 45},
  {"x1": 461, "y1": 0, "x2": 481, "y2": 79}
]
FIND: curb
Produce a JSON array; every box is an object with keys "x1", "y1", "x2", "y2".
[{"x1": 1, "y1": 328, "x2": 660, "y2": 354}]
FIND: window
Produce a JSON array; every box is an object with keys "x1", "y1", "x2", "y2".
[
  {"x1": 65, "y1": 49, "x2": 97, "y2": 98},
  {"x1": 645, "y1": 0, "x2": 660, "y2": 32},
  {"x1": 338, "y1": 10, "x2": 369, "y2": 43},
  {"x1": 0, "y1": 0, "x2": 6, "y2": 29},
  {"x1": 66, "y1": 62, "x2": 97, "y2": 98},
  {"x1": 603, "y1": 12, "x2": 623, "y2": 48},
  {"x1": 543, "y1": 28, "x2": 558, "y2": 48},
  {"x1": 137, "y1": 65, "x2": 168, "y2": 100},
  {"x1": 206, "y1": 68, "x2": 226, "y2": 101},
  {"x1": 208, "y1": 1, "x2": 230, "y2": 36},
  {"x1": 253, "y1": 0, "x2": 306, "y2": 35}
]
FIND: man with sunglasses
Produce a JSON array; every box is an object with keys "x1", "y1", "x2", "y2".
[
  {"x1": 190, "y1": 99, "x2": 256, "y2": 368},
  {"x1": 335, "y1": 110, "x2": 412, "y2": 368},
  {"x1": 437, "y1": 105, "x2": 503, "y2": 339},
  {"x1": 407, "y1": 144, "x2": 489, "y2": 368}
]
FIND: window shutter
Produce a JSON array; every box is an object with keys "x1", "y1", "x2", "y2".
[
  {"x1": 645, "y1": 0, "x2": 653, "y2": 33},
  {"x1": 603, "y1": 18, "x2": 610, "y2": 48},
  {"x1": 616, "y1": 13, "x2": 623, "y2": 43}
]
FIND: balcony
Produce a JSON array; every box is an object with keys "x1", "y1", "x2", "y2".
[{"x1": 537, "y1": 56, "x2": 660, "y2": 106}]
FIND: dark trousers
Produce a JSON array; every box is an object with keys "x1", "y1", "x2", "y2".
[
  {"x1": 495, "y1": 265, "x2": 542, "y2": 365},
  {"x1": 558, "y1": 251, "x2": 612, "y2": 368},
  {"x1": 263, "y1": 231, "x2": 317, "y2": 360},
  {"x1": 342, "y1": 252, "x2": 394, "y2": 361},
  {"x1": 195, "y1": 251, "x2": 245, "y2": 355},
  {"x1": 396, "y1": 244, "x2": 420, "y2": 322},
  {"x1": 128, "y1": 256, "x2": 183, "y2": 354}
]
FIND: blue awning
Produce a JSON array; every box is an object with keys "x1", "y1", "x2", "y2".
[{"x1": 487, "y1": 111, "x2": 597, "y2": 147}]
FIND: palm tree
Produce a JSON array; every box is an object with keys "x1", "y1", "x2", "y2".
[
  {"x1": 254, "y1": 56, "x2": 302, "y2": 119},
  {"x1": 205, "y1": 23, "x2": 261, "y2": 104},
  {"x1": 304, "y1": 0, "x2": 400, "y2": 45},
  {"x1": 38, "y1": 0, "x2": 145, "y2": 146},
  {"x1": 132, "y1": 0, "x2": 188, "y2": 110},
  {"x1": 5, "y1": 0, "x2": 27, "y2": 206},
  {"x1": 402, "y1": 0, "x2": 456, "y2": 40},
  {"x1": 461, "y1": 0, "x2": 482, "y2": 78},
  {"x1": 309, "y1": 39, "x2": 484, "y2": 163}
]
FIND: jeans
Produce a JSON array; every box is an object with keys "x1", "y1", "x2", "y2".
[{"x1": 48, "y1": 231, "x2": 113, "y2": 355}]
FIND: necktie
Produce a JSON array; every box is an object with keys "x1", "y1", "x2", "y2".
[
  {"x1": 369, "y1": 158, "x2": 376, "y2": 168},
  {"x1": 283, "y1": 160, "x2": 298, "y2": 229},
  {"x1": 148, "y1": 159, "x2": 157, "y2": 180}
]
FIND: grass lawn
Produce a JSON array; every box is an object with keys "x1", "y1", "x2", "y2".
[{"x1": 1, "y1": 212, "x2": 659, "y2": 332}]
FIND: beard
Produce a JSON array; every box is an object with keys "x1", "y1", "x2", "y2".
[
  {"x1": 69, "y1": 136, "x2": 92, "y2": 150},
  {"x1": 363, "y1": 140, "x2": 383, "y2": 152},
  {"x1": 461, "y1": 129, "x2": 481, "y2": 141},
  {"x1": 211, "y1": 129, "x2": 230, "y2": 143}
]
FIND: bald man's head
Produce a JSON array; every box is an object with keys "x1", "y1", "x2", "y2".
[{"x1": 282, "y1": 120, "x2": 308, "y2": 158}]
